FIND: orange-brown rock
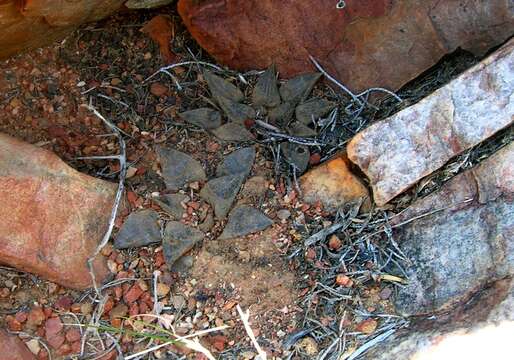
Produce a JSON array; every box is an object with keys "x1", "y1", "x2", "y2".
[
  {"x1": 178, "y1": 0, "x2": 514, "y2": 92},
  {"x1": 0, "y1": 133, "x2": 114, "y2": 289},
  {"x1": 0, "y1": 330, "x2": 36, "y2": 360},
  {"x1": 300, "y1": 154, "x2": 370, "y2": 213},
  {"x1": 141, "y1": 15, "x2": 177, "y2": 64},
  {"x1": 0, "y1": 0, "x2": 124, "y2": 60}
]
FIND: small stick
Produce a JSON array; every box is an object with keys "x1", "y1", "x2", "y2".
[
  {"x1": 81, "y1": 102, "x2": 127, "y2": 297},
  {"x1": 237, "y1": 305, "x2": 267, "y2": 360},
  {"x1": 309, "y1": 55, "x2": 363, "y2": 106},
  {"x1": 145, "y1": 61, "x2": 224, "y2": 82}
]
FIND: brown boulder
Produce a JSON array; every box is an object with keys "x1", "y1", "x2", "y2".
[
  {"x1": 0, "y1": 133, "x2": 114, "y2": 289},
  {"x1": 178, "y1": 0, "x2": 514, "y2": 92},
  {"x1": 300, "y1": 154, "x2": 370, "y2": 213},
  {"x1": 0, "y1": 330, "x2": 36, "y2": 360},
  {"x1": 0, "y1": 0, "x2": 124, "y2": 60}
]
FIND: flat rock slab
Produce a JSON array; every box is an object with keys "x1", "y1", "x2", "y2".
[
  {"x1": 0, "y1": 133, "x2": 112, "y2": 289},
  {"x1": 0, "y1": 330, "x2": 36, "y2": 360},
  {"x1": 114, "y1": 209, "x2": 161, "y2": 249},
  {"x1": 300, "y1": 154, "x2": 370, "y2": 213},
  {"x1": 219, "y1": 205, "x2": 273, "y2": 240},
  {"x1": 163, "y1": 221, "x2": 204, "y2": 268},
  {"x1": 178, "y1": 0, "x2": 513, "y2": 93},
  {"x1": 348, "y1": 39, "x2": 514, "y2": 206},
  {"x1": 200, "y1": 173, "x2": 245, "y2": 219},
  {"x1": 157, "y1": 147, "x2": 206, "y2": 191},
  {"x1": 216, "y1": 147, "x2": 255, "y2": 178},
  {"x1": 392, "y1": 142, "x2": 513, "y2": 316}
]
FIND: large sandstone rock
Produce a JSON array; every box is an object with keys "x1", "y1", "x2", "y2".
[
  {"x1": 348, "y1": 39, "x2": 514, "y2": 206},
  {"x1": 178, "y1": 0, "x2": 514, "y2": 92},
  {"x1": 0, "y1": 331, "x2": 36, "y2": 360},
  {"x1": 364, "y1": 278, "x2": 514, "y2": 360},
  {"x1": 0, "y1": 133, "x2": 114, "y2": 289},
  {"x1": 392, "y1": 142, "x2": 513, "y2": 316},
  {"x1": 0, "y1": 0, "x2": 124, "y2": 59},
  {"x1": 360, "y1": 143, "x2": 513, "y2": 359}
]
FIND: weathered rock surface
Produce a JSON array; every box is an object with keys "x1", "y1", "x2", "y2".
[
  {"x1": 216, "y1": 147, "x2": 255, "y2": 178},
  {"x1": 364, "y1": 278, "x2": 514, "y2": 360},
  {"x1": 300, "y1": 154, "x2": 370, "y2": 213},
  {"x1": 392, "y1": 142, "x2": 513, "y2": 316},
  {"x1": 179, "y1": 108, "x2": 222, "y2": 130},
  {"x1": 348, "y1": 39, "x2": 514, "y2": 206},
  {"x1": 219, "y1": 205, "x2": 273, "y2": 240},
  {"x1": 0, "y1": 0, "x2": 124, "y2": 60},
  {"x1": 163, "y1": 221, "x2": 204, "y2": 267},
  {"x1": 155, "y1": 193, "x2": 189, "y2": 219},
  {"x1": 211, "y1": 123, "x2": 254, "y2": 142},
  {"x1": 114, "y1": 209, "x2": 161, "y2": 249},
  {"x1": 178, "y1": 0, "x2": 514, "y2": 92},
  {"x1": 157, "y1": 147, "x2": 206, "y2": 190},
  {"x1": 0, "y1": 133, "x2": 112, "y2": 289},
  {"x1": 0, "y1": 330, "x2": 36, "y2": 360},
  {"x1": 200, "y1": 173, "x2": 245, "y2": 219}
]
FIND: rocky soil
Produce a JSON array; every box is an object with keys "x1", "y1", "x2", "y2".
[{"x1": 0, "y1": 5, "x2": 512, "y2": 360}]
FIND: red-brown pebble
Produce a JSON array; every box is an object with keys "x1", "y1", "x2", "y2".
[
  {"x1": 150, "y1": 82, "x2": 168, "y2": 97},
  {"x1": 47, "y1": 333, "x2": 65, "y2": 349},
  {"x1": 6, "y1": 315, "x2": 22, "y2": 331},
  {"x1": 335, "y1": 274, "x2": 353, "y2": 287},
  {"x1": 356, "y1": 318, "x2": 378, "y2": 334},
  {"x1": 55, "y1": 296, "x2": 73, "y2": 311},
  {"x1": 37, "y1": 349, "x2": 49, "y2": 360},
  {"x1": 123, "y1": 284, "x2": 144, "y2": 304},
  {"x1": 71, "y1": 341, "x2": 82, "y2": 354},
  {"x1": 27, "y1": 307, "x2": 46, "y2": 327},
  {"x1": 45, "y1": 317, "x2": 63, "y2": 337},
  {"x1": 309, "y1": 153, "x2": 321, "y2": 166},
  {"x1": 65, "y1": 328, "x2": 81, "y2": 342},
  {"x1": 56, "y1": 343, "x2": 72, "y2": 356},
  {"x1": 328, "y1": 235, "x2": 342, "y2": 250},
  {"x1": 15, "y1": 311, "x2": 28, "y2": 323}
]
